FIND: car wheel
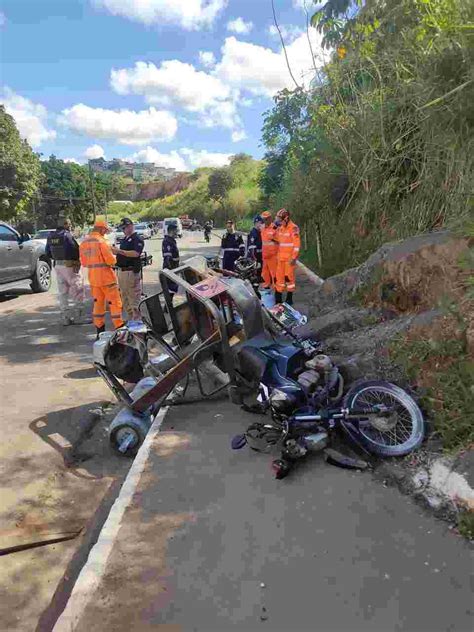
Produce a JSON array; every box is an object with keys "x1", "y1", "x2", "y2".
[{"x1": 31, "y1": 259, "x2": 52, "y2": 293}]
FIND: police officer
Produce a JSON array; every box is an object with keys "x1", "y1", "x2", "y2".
[
  {"x1": 221, "y1": 219, "x2": 245, "y2": 272},
  {"x1": 112, "y1": 218, "x2": 144, "y2": 321},
  {"x1": 46, "y1": 217, "x2": 88, "y2": 325},
  {"x1": 247, "y1": 215, "x2": 263, "y2": 275},
  {"x1": 162, "y1": 221, "x2": 180, "y2": 298}
]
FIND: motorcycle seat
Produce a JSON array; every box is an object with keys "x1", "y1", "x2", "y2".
[{"x1": 235, "y1": 345, "x2": 268, "y2": 383}]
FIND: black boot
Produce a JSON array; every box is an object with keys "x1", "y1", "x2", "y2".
[
  {"x1": 274, "y1": 291, "x2": 283, "y2": 304},
  {"x1": 95, "y1": 325, "x2": 105, "y2": 340},
  {"x1": 286, "y1": 292, "x2": 293, "y2": 306}
]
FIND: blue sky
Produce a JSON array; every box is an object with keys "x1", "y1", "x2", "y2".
[{"x1": 1, "y1": 0, "x2": 325, "y2": 170}]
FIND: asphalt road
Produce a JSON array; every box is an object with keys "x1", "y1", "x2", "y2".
[
  {"x1": 0, "y1": 230, "x2": 221, "y2": 632},
  {"x1": 68, "y1": 401, "x2": 473, "y2": 632}
]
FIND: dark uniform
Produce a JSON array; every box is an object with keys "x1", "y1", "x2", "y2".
[
  {"x1": 46, "y1": 228, "x2": 81, "y2": 264},
  {"x1": 116, "y1": 231, "x2": 145, "y2": 320},
  {"x1": 116, "y1": 232, "x2": 145, "y2": 273},
  {"x1": 46, "y1": 227, "x2": 85, "y2": 323},
  {"x1": 246, "y1": 227, "x2": 262, "y2": 268},
  {"x1": 221, "y1": 232, "x2": 245, "y2": 272},
  {"x1": 162, "y1": 233, "x2": 180, "y2": 295}
]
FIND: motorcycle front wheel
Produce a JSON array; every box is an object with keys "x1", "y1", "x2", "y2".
[{"x1": 342, "y1": 380, "x2": 425, "y2": 457}]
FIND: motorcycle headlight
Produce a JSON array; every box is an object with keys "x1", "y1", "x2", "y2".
[{"x1": 269, "y1": 389, "x2": 296, "y2": 413}]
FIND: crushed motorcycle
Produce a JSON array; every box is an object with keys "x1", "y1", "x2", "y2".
[{"x1": 92, "y1": 254, "x2": 424, "y2": 468}]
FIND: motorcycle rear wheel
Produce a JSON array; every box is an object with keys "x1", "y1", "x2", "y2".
[{"x1": 342, "y1": 380, "x2": 424, "y2": 457}]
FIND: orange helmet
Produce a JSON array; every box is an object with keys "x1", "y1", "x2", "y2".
[
  {"x1": 276, "y1": 208, "x2": 290, "y2": 222},
  {"x1": 94, "y1": 216, "x2": 112, "y2": 231},
  {"x1": 261, "y1": 211, "x2": 272, "y2": 220}
]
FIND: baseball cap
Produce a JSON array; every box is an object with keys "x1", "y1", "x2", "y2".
[
  {"x1": 119, "y1": 217, "x2": 134, "y2": 228},
  {"x1": 261, "y1": 211, "x2": 272, "y2": 219}
]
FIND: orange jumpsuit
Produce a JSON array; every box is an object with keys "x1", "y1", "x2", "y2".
[
  {"x1": 261, "y1": 223, "x2": 279, "y2": 289},
  {"x1": 79, "y1": 231, "x2": 123, "y2": 328},
  {"x1": 275, "y1": 220, "x2": 301, "y2": 293}
]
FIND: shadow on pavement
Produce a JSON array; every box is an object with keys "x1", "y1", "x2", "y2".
[
  {"x1": 63, "y1": 367, "x2": 98, "y2": 380},
  {"x1": 28, "y1": 401, "x2": 130, "y2": 481},
  {"x1": 0, "y1": 302, "x2": 99, "y2": 365},
  {"x1": 0, "y1": 287, "x2": 33, "y2": 303}
]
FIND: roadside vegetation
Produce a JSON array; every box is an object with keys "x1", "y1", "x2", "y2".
[{"x1": 260, "y1": 0, "x2": 474, "y2": 277}]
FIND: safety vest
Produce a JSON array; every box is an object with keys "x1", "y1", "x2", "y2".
[
  {"x1": 275, "y1": 220, "x2": 301, "y2": 262},
  {"x1": 79, "y1": 231, "x2": 117, "y2": 287},
  {"x1": 261, "y1": 224, "x2": 279, "y2": 258}
]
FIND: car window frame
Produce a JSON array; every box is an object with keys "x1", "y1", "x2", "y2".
[{"x1": 0, "y1": 225, "x2": 20, "y2": 242}]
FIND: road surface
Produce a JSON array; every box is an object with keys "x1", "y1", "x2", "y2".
[
  {"x1": 60, "y1": 401, "x2": 473, "y2": 632},
  {"x1": 0, "y1": 229, "x2": 221, "y2": 632}
]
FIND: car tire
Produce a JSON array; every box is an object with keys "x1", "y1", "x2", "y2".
[{"x1": 31, "y1": 259, "x2": 52, "y2": 293}]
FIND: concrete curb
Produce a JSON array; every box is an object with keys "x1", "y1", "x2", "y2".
[
  {"x1": 52, "y1": 406, "x2": 169, "y2": 631},
  {"x1": 296, "y1": 260, "x2": 324, "y2": 286}
]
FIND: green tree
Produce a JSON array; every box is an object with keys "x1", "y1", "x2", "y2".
[
  {"x1": 0, "y1": 105, "x2": 41, "y2": 222},
  {"x1": 208, "y1": 168, "x2": 234, "y2": 202}
]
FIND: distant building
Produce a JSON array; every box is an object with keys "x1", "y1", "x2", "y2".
[{"x1": 89, "y1": 157, "x2": 177, "y2": 182}]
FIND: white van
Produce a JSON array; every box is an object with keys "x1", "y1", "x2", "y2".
[{"x1": 163, "y1": 217, "x2": 183, "y2": 238}]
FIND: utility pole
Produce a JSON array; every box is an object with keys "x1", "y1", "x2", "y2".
[{"x1": 88, "y1": 160, "x2": 97, "y2": 221}]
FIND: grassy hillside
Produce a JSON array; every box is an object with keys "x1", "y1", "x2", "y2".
[
  {"x1": 260, "y1": 0, "x2": 474, "y2": 278},
  {"x1": 107, "y1": 154, "x2": 265, "y2": 229}
]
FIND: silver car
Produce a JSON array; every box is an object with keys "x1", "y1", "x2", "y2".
[{"x1": 134, "y1": 223, "x2": 152, "y2": 239}]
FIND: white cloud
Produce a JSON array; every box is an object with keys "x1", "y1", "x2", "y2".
[
  {"x1": 129, "y1": 147, "x2": 188, "y2": 171},
  {"x1": 110, "y1": 60, "x2": 241, "y2": 132},
  {"x1": 84, "y1": 144, "x2": 105, "y2": 159},
  {"x1": 64, "y1": 157, "x2": 81, "y2": 164},
  {"x1": 227, "y1": 17, "x2": 253, "y2": 35},
  {"x1": 181, "y1": 148, "x2": 231, "y2": 169},
  {"x1": 59, "y1": 104, "x2": 177, "y2": 145},
  {"x1": 2, "y1": 87, "x2": 56, "y2": 148},
  {"x1": 128, "y1": 146, "x2": 231, "y2": 171},
  {"x1": 231, "y1": 129, "x2": 247, "y2": 142},
  {"x1": 94, "y1": 0, "x2": 227, "y2": 30},
  {"x1": 268, "y1": 24, "x2": 304, "y2": 44},
  {"x1": 0, "y1": 11, "x2": 6, "y2": 27},
  {"x1": 199, "y1": 50, "x2": 216, "y2": 68},
  {"x1": 215, "y1": 32, "x2": 325, "y2": 97}
]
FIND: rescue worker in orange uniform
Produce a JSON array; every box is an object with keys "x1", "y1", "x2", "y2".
[
  {"x1": 79, "y1": 217, "x2": 124, "y2": 339},
  {"x1": 274, "y1": 208, "x2": 300, "y2": 306},
  {"x1": 260, "y1": 211, "x2": 278, "y2": 290}
]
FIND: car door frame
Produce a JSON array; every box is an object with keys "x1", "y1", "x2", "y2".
[{"x1": 0, "y1": 224, "x2": 32, "y2": 281}]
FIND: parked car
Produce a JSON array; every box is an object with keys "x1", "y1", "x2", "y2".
[
  {"x1": 32, "y1": 229, "x2": 56, "y2": 245},
  {"x1": 114, "y1": 227, "x2": 125, "y2": 244},
  {"x1": 0, "y1": 222, "x2": 52, "y2": 293},
  {"x1": 134, "y1": 222, "x2": 152, "y2": 239}
]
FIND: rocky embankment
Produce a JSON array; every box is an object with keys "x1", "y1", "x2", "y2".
[{"x1": 306, "y1": 230, "x2": 473, "y2": 533}]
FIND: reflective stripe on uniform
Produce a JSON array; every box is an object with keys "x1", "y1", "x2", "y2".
[
  {"x1": 279, "y1": 242, "x2": 294, "y2": 247},
  {"x1": 223, "y1": 248, "x2": 240, "y2": 252},
  {"x1": 85, "y1": 263, "x2": 111, "y2": 269}
]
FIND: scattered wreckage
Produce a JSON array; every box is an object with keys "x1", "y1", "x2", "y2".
[{"x1": 92, "y1": 255, "x2": 424, "y2": 477}]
